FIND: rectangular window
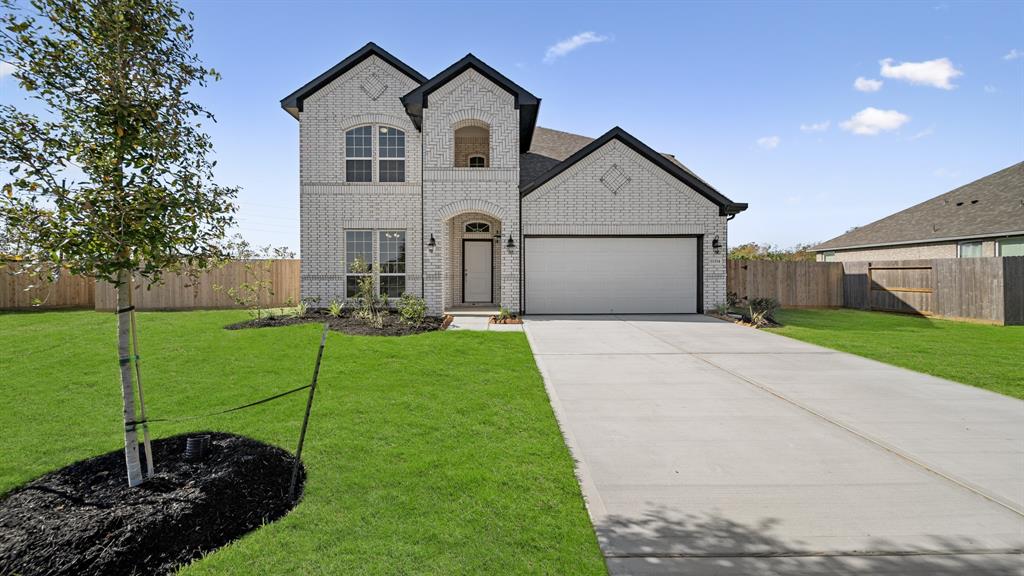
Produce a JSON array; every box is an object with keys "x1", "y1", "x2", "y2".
[
  {"x1": 345, "y1": 230, "x2": 373, "y2": 297},
  {"x1": 379, "y1": 230, "x2": 406, "y2": 297},
  {"x1": 345, "y1": 126, "x2": 373, "y2": 183},
  {"x1": 822, "y1": 251, "x2": 836, "y2": 262},
  {"x1": 378, "y1": 127, "x2": 405, "y2": 183},
  {"x1": 997, "y1": 236, "x2": 1024, "y2": 257},
  {"x1": 958, "y1": 241, "x2": 983, "y2": 258}
]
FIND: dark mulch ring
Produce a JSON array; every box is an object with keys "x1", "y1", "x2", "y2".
[
  {"x1": 225, "y1": 308, "x2": 448, "y2": 336},
  {"x1": 0, "y1": 432, "x2": 303, "y2": 576}
]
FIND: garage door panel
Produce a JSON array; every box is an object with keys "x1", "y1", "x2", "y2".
[{"x1": 526, "y1": 237, "x2": 698, "y2": 314}]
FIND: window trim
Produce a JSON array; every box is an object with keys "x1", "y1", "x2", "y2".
[
  {"x1": 996, "y1": 236, "x2": 1024, "y2": 257},
  {"x1": 464, "y1": 221, "x2": 491, "y2": 233},
  {"x1": 378, "y1": 230, "x2": 406, "y2": 298},
  {"x1": 345, "y1": 126, "x2": 373, "y2": 183},
  {"x1": 957, "y1": 240, "x2": 984, "y2": 258},
  {"x1": 377, "y1": 126, "x2": 406, "y2": 183},
  {"x1": 344, "y1": 229, "x2": 374, "y2": 297}
]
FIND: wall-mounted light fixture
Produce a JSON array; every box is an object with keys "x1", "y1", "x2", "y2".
[
  {"x1": 712, "y1": 235, "x2": 721, "y2": 254},
  {"x1": 506, "y1": 234, "x2": 516, "y2": 251},
  {"x1": 427, "y1": 234, "x2": 436, "y2": 252}
]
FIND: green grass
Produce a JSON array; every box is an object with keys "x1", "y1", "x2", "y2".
[
  {"x1": 767, "y1": 308, "x2": 1024, "y2": 399},
  {"x1": 0, "y1": 310, "x2": 605, "y2": 575}
]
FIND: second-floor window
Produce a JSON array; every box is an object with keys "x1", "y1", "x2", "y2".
[
  {"x1": 345, "y1": 126, "x2": 373, "y2": 182},
  {"x1": 378, "y1": 127, "x2": 405, "y2": 183},
  {"x1": 345, "y1": 125, "x2": 406, "y2": 183}
]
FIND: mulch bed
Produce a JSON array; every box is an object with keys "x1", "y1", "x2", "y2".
[
  {"x1": 225, "y1": 308, "x2": 446, "y2": 336},
  {"x1": 489, "y1": 316, "x2": 523, "y2": 325},
  {"x1": 707, "y1": 311, "x2": 782, "y2": 328},
  {"x1": 0, "y1": 432, "x2": 303, "y2": 576}
]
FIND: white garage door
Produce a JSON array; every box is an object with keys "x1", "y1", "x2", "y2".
[{"x1": 525, "y1": 236, "x2": 698, "y2": 314}]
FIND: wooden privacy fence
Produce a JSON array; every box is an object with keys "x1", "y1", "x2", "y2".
[
  {"x1": 0, "y1": 262, "x2": 96, "y2": 309},
  {"x1": 729, "y1": 257, "x2": 1023, "y2": 325},
  {"x1": 2, "y1": 259, "x2": 300, "y2": 311},
  {"x1": 95, "y1": 259, "x2": 300, "y2": 311},
  {"x1": 727, "y1": 260, "x2": 844, "y2": 308}
]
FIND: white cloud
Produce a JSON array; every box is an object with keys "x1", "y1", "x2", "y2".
[
  {"x1": 544, "y1": 32, "x2": 609, "y2": 63},
  {"x1": 984, "y1": 84, "x2": 997, "y2": 93},
  {"x1": 879, "y1": 57, "x2": 962, "y2": 90},
  {"x1": 840, "y1": 107, "x2": 910, "y2": 135},
  {"x1": 853, "y1": 77, "x2": 883, "y2": 92},
  {"x1": 756, "y1": 136, "x2": 780, "y2": 150},
  {"x1": 908, "y1": 127, "x2": 934, "y2": 141},
  {"x1": 0, "y1": 61, "x2": 17, "y2": 78},
  {"x1": 800, "y1": 121, "x2": 830, "y2": 133},
  {"x1": 1004, "y1": 49, "x2": 1023, "y2": 61}
]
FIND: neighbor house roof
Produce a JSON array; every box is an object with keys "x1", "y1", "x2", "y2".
[
  {"x1": 280, "y1": 42, "x2": 427, "y2": 119},
  {"x1": 401, "y1": 54, "x2": 540, "y2": 153},
  {"x1": 814, "y1": 161, "x2": 1024, "y2": 252},
  {"x1": 521, "y1": 126, "x2": 748, "y2": 217}
]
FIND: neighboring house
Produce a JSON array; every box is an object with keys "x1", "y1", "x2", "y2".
[
  {"x1": 814, "y1": 162, "x2": 1024, "y2": 262},
  {"x1": 281, "y1": 43, "x2": 747, "y2": 315}
]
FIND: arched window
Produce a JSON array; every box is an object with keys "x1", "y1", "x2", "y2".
[
  {"x1": 345, "y1": 126, "x2": 373, "y2": 182},
  {"x1": 464, "y1": 222, "x2": 490, "y2": 233},
  {"x1": 378, "y1": 126, "x2": 405, "y2": 182},
  {"x1": 454, "y1": 124, "x2": 489, "y2": 167}
]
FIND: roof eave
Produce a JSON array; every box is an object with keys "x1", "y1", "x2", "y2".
[
  {"x1": 279, "y1": 42, "x2": 427, "y2": 120},
  {"x1": 520, "y1": 127, "x2": 746, "y2": 216},
  {"x1": 813, "y1": 229, "x2": 1024, "y2": 252}
]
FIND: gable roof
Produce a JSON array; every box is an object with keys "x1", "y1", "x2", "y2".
[
  {"x1": 280, "y1": 42, "x2": 427, "y2": 119},
  {"x1": 814, "y1": 161, "x2": 1024, "y2": 252},
  {"x1": 401, "y1": 54, "x2": 540, "y2": 153},
  {"x1": 520, "y1": 126, "x2": 748, "y2": 216}
]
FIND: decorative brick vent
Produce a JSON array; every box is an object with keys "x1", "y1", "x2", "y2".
[
  {"x1": 361, "y1": 74, "x2": 387, "y2": 101},
  {"x1": 599, "y1": 164, "x2": 630, "y2": 193}
]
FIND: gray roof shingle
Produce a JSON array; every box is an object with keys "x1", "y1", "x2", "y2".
[{"x1": 814, "y1": 162, "x2": 1024, "y2": 251}]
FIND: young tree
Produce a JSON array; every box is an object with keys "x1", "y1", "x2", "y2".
[{"x1": 0, "y1": 0, "x2": 237, "y2": 486}]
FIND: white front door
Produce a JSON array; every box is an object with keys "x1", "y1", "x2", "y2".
[{"x1": 464, "y1": 240, "x2": 493, "y2": 303}]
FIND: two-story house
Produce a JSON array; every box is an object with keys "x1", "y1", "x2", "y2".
[{"x1": 281, "y1": 43, "x2": 747, "y2": 315}]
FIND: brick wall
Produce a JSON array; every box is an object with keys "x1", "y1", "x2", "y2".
[
  {"x1": 818, "y1": 240, "x2": 999, "y2": 262},
  {"x1": 521, "y1": 139, "x2": 729, "y2": 310},
  {"x1": 298, "y1": 55, "x2": 423, "y2": 303},
  {"x1": 421, "y1": 69, "x2": 521, "y2": 314}
]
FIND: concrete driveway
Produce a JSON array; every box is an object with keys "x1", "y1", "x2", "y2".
[{"x1": 524, "y1": 315, "x2": 1024, "y2": 575}]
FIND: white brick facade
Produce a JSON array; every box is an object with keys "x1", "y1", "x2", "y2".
[
  {"x1": 522, "y1": 140, "x2": 729, "y2": 310},
  {"x1": 299, "y1": 55, "x2": 423, "y2": 304},
  {"x1": 288, "y1": 46, "x2": 741, "y2": 315}
]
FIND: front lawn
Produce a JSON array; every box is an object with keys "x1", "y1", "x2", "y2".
[
  {"x1": 0, "y1": 310, "x2": 605, "y2": 575},
  {"x1": 768, "y1": 309, "x2": 1024, "y2": 400}
]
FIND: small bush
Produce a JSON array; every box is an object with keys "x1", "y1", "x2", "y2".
[
  {"x1": 349, "y1": 257, "x2": 386, "y2": 328},
  {"x1": 496, "y1": 305, "x2": 513, "y2": 322},
  {"x1": 746, "y1": 297, "x2": 779, "y2": 328},
  {"x1": 328, "y1": 299, "x2": 345, "y2": 318},
  {"x1": 397, "y1": 293, "x2": 427, "y2": 326}
]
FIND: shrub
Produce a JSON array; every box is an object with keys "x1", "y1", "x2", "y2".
[
  {"x1": 349, "y1": 257, "x2": 386, "y2": 328},
  {"x1": 496, "y1": 305, "x2": 513, "y2": 322},
  {"x1": 328, "y1": 299, "x2": 345, "y2": 318},
  {"x1": 746, "y1": 297, "x2": 780, "y2": 328},
  {"x1": 397, "y1": 293, "x2": 427, "y2": 326}
]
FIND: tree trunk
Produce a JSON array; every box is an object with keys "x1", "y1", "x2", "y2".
[{"x1": 117, "y1": 270, "x2": 145, "y2": 487}]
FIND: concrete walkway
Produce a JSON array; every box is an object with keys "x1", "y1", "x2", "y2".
[{"x1": 524, "y1": 315, "x2": 1024, "y2": 575}]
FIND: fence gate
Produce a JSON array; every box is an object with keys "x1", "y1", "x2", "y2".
[{"x1": 867, "y1": 264, "x2": 934, "y2": 315}]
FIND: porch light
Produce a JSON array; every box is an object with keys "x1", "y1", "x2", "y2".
[
  {"x1": 428, "y1": 234, "x2": 436, "y2": 252},
  {"x1": 712, "y1": 235, "x2": 721, "y2": 254},
  {"x1": 506, "y1": 234, "x2": 516, "y2": 251}
]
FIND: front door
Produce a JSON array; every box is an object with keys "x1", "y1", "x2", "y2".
[{"x1": 463, "y1": 240, "x2": 493, "y2": 303}]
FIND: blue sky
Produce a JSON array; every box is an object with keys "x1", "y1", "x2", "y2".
[{"x1": 2, "y1": 1, "x2": 1021, "y2": 252}]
